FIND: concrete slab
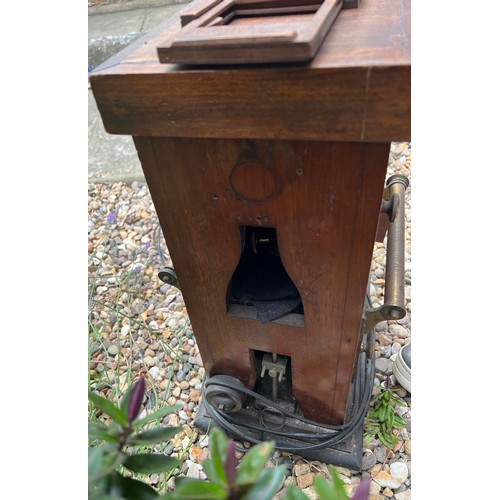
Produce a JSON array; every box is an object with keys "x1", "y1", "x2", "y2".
[
  {"x1": 88, "y1": 2, "x2": 187, "y2": 183},
  {"x1": 88, "y1": 91, "x2": 144, "y2": 183},
  {"x1": 88, "y1": 3, "x2": 185, "y2": 40}
]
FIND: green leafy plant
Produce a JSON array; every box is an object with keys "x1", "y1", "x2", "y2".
[
  {"x1": 89, "y1": 378, "x2": 371, "y2": 499},
  {"x1": 89, "y1": 376, "x2": 183, "y2": 499},
  {"x1": 169, "y1": 426, "x2": 370, "y2": 500},
  {"x1": 363, "y1": 377, "x2": 407, "y2": 449},
  {"x1": 169, "y1": 427, "x2": 286, "y2": 499},
  {"x1": 284, "y1": 467, "x2": 369, "y2": 500}
]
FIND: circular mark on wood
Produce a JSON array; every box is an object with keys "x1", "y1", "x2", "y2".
[{"x1": 229, "y1": 161, "x2": 278, "y2": 203}]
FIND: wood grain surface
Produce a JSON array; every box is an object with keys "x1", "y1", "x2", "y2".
[
  {"x1": 90, "y1": 0, "x2": 410, "y2": 143},
  {"x1": 133, "y1": 137, "x2": 390, "y2": 424},
  {"x1": 156, "y1": 0, "x2": 343, "y2": 65},
  {"x1": 90, "y1": 0, "x2": 410, "y2": 425}
]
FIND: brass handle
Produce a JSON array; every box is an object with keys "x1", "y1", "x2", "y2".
[{"x1": 362, "y1": 174, "x2": 409, "y2": 333}]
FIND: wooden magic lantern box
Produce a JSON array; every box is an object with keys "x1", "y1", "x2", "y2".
[{"x1": 90, "y1": 0, "x2": 410, "y2": 468}]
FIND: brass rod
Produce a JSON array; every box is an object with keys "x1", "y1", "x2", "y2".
[
  {"x1": 271, "y1": 352, "x2": 278, "y2": 401},
  {"x1": 384, "y1": 175, "x2": 409, "y2": 319}
]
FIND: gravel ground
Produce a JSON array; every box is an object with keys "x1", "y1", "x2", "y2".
[{"x1": 88, "y1": 141, "x2": 411, "y2": 499}]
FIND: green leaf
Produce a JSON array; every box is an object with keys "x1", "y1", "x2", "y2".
[
  {"x1": 390, "y1": 393, "x2": 407, "y2": 406},
  {"x1": 378, "y1": 404, "x2": 388, "y2": 422},
  {"x1": 90, "y1": 496, "x2": 124, "y2": 500},
  {"x1": 89, "y1": 391, "x2": 129, "y2": 428},
  {"x1": 312, "y1": 475, "x2": 333, "y2": 499},
  {"x1": 386, "y1": 411, "x2": 394, "y2": 429},
  {"x1": 88, "y1": 446, "x2": 104, "y2": 482},
  {"x1": 173, "y1": 477, "x2": 199, "y2": 488},
  {"x1": 378, "y1": 432, "x2": 397, "y2": 449},
  {"x1": 171, "y1": 481, "x2": 227, "y2": 499},
  {"x1": 103, "y1": 450, "x2": 128, "y2": 470},
  {"x1": 132, "y1": 404, "x2": 183, "y2": 428},
  {"x1": 328, "y1": 468, "x2": 349, "y2": 500},
  {"x1": 365, "y1": 426, "x2": 378, "y2": 436},
  {"x1": 120, "y1": 381, "x2": 135, "y2": 415},
  {"x1": 89, "y1": 448, "x2": 128, "y2": 484},
  {"x1": 370, "y1": 392, "x2": 385, "y2": 401},
  {"x1": 105, "y1": 473, "x2": 159, "y2": 499},
  {"x1": 88, "y1": 487, "x2": 126, "y2": 500},
  {"x1": 363, "y1": 433, "x2": 375, "y2": 445},
  {"x1": 123, "y1": 454, "x2": 180, "y2": 474},
  {"x1": 208, "y1": 428, "x2": 229, "y2": 487},
  {"x1": 128, "y1": 427, "x2": 182, "y2": 445},
  {"x1": 393, "y1": 415, "x2": 407, "y2": 427},
  {"x1": 284, "y1": 485, "x2": 309, "y2": 500},
  {"x1": 88, "y1": 423, "x2": 121, "y2": 443},
  {"x1": 235, "y1": 441, "x2": 274, "y2": 486},
  {"x1": 202, "y1": 458, "x2": 222, "y2": 485},
  {"x1": 244, "y1": 465, "x2": 287, "y2": 500}
]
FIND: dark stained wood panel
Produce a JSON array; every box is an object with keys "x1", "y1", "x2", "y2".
[
  {"x1": 90, "y1": 0, "x2": 410, "y2": 143},
  {"x1": 156, "y1": 0, "x2": 343, "y2": 65},
  {"x1": 132, "y1": 137, "x2": 390, "y2": 424}
]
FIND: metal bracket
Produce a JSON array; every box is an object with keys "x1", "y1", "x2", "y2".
[
  {"x1": 380, "y1": 188, "x2": 400, "y2": 223},
  {"x1": 158, "y1": 266, "x2": 180, "y2": 289},
  {"x1": 260, "y1": 353, "x2": 287, "y2": 382},
  {"x1": 362, "y1": 303, "x2": 406, "y2": 334}
]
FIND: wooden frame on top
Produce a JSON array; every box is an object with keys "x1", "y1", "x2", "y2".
[{"x1": 157, "y1": 0, "x2": 345, "y2": 65}]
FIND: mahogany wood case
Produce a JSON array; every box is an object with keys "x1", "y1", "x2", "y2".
[{"x1": 90, "y1": 0, "x2": 410, "y2": 425}]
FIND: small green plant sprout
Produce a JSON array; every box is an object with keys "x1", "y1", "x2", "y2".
[
  {"x1": 169, "y1": 427, "x2": 287, "y2": 500},
  {"x1": 88, "y1": 376, "x2": 183, "y2": 499},
  {"x1": 363, "y1": 376, "x2": 407, "y2": 450}
]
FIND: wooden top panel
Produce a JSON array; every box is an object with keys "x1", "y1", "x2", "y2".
[
  {"x1": 156, "y1": 0, "x2": 343, "y2": 65},
  {"x1": 90, "y1": 0, "x2": 410, "y2": 142}
]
